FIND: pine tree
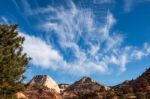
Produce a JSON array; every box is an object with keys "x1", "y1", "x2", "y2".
[{"x1": 0, "y1": 24, "x2": 30, "y2": 97}]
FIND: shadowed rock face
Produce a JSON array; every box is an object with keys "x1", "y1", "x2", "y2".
[
  {"x1": 29, "y1": 75, "x2": 60, "y2": 93},
  {"x1": 59, "y1": 83, "x2": 70, "y2": 92},
  {"x1": 114, "y1": 68, "x2": 150, "y2": 94}
]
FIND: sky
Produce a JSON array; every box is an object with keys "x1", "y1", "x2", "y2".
[{"x1": 1, "y1": 0, "x2": 150, "y2": 86}]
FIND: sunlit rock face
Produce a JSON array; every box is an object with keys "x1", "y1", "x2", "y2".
[
  {"x1": 65, "y1": 76, "x2": 110, "y2": 92},
  {"x1": 16, "y1": 92, "x2": 28, "y2": 99},
  {"x1": 29, "y1": 75, "x2": 60, "y2": 93},
  {"x1": 62, "y1": 76, "x2": 111, "y2": 99}
]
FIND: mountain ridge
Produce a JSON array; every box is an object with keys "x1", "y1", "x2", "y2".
[{"x1": 19, "y1": 67, "x2": 150, "y2": 99}]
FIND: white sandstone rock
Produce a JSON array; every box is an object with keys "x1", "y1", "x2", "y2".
[{"x1": 29, "y1": 75, "x2": 60, "y2": 93}]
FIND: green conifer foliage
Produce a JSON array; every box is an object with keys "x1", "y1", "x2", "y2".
[{"x1": 0, "y1": 24, "x2": 30, "y2": 97}]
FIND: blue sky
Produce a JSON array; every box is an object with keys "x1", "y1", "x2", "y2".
[{"x1": 1, "y1": 0, "x2": 150, "y2": 86}]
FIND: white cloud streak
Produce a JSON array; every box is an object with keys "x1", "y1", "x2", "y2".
[
  {"x1": 16, "y1": 1, "x2": 150, "y2": 75},
  {"x1": 0, "y1": 16, "x2": 9, "y2": 24}
]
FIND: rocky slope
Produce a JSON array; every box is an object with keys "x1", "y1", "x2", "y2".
[
  {"x1": 22, "y1": 75, "x2": 61, "y2": 99},
  {"x1": 62, "y1": 77, "x2": 112, "y2": 99},
  {"x1": 114, "y1": 68, "x2": 150, "y2": 98},
  {"x1": 65, "y1": 76, "x2": 110, "y2": 92},
  {"x1": 16, "y1": 68, "x2": 150, "y2": 99},
  {"x1": 114, "y1": 68, "x2": 150, "y2": 93}
]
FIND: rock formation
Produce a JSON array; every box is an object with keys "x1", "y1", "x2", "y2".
[
  {"x1": 114, "y1": 68, "x2": 150, "y2": 93},
  {"x1": 114, "y1": 68, "x2": 150, "y2": 98},
  {"x1": 62, "y1": 76, "x2": 111, "y2": 99},
  {"x1": 16, "y1": 92, "x2": 28, "y2": 99},
  {"x1": 22, "y1": 75, "x2": 61, "y2": 99},
  {"x1": 65, "y1": 76, "x2": 110, "y2": 92},
  {"x1": 29, "y1": 75, "x2": 60, "y2": 93},
  {"x1": 59, "y1": 83, "x2": 70, "y2": 92},
  {"x1": 24, "y1": 86, "x2": 62, "y2": 99},
  {"x1": 15, "y1": 68, "x2": 150, "y2": 99}
]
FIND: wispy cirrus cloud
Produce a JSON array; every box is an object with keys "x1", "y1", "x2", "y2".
[
  {"x1": 124, "y1": 0, "x2": 150, "y2": 12},
  {"x1": 0, "y1": 16, "x2": 9, "y2": 24},
  {"x1": 94, "y1": 0, "x2": 115, "y2": 4},
  {"x1": 9, "y1": 0, "x2": 150, "y2": 75}
]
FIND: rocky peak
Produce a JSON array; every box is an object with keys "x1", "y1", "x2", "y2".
[
  {"x1": 76, "y1": 76, "x2": 96, "y2": 84},
  {"x1": 62, "y1": 77, "x2": 111, "y2": 99},
  {"x1": 64, "y1": 76, "x2": 110, "y2": 92},
  {"x1": 29, "y1": 75, "x2": 60, "y2": 93}
]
